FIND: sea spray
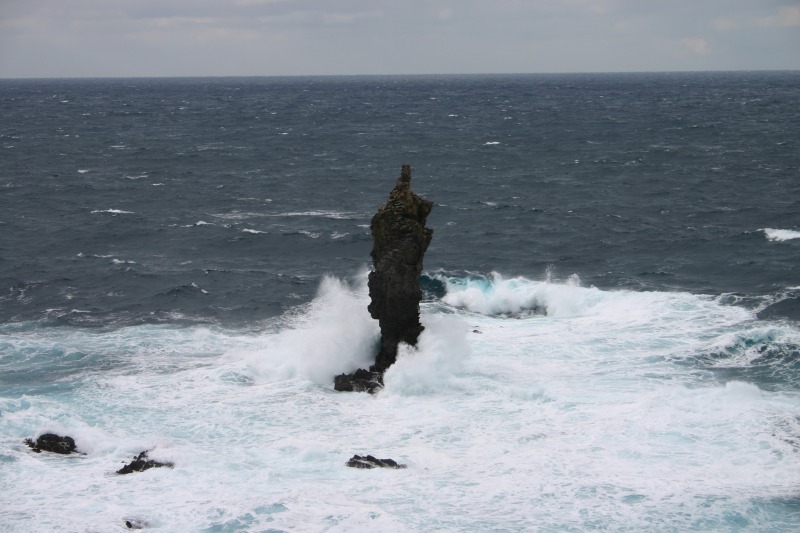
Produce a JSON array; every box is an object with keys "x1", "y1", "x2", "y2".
[
  {"x1": 222, "y1": 274, "x2": 378, "y2": 385},
  {"x1": 382, "y1": 315, "x2": 472, "y2": 396}
]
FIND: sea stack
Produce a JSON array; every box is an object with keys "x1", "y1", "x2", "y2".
[
  {"x1": 368, "y1": 164, "x2": 433, "y2": 371},
  {"x1": 334, "y1": 164, "x2": 433, "y2": 392}
]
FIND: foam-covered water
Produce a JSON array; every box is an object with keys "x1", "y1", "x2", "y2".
[
  {"x1": 2, "y1": 275, "x2": 800, "y2": 531},
  {"x1": 2, "y1": 73, "x2": 800, "y2": 531}
]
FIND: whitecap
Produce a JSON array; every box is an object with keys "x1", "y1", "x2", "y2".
[
  {"x1": 242, "y1": 228, "x2": 265, "y2": 234},
  {"x1": 762, "y1": 228, "x2": 800, "y2": 242},
  {"x1": 484, "y1": 141, "x2": 500, "y2": 145},
  {"x1": 90, "y1": 209, "x2": 134, "y2": 215},
  {"x1": 435, "y1": 271, "x2": 752, "y2": 325},
  {"x1": 271, "y1": 210, "x2": 358, "y2": 220},
  {"x1": 77, "y1": 169, "x2": 90, "y2": 174}
]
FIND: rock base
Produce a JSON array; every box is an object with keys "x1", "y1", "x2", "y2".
[{"x1": 334, "y1": 368, "x2": 384, "y2": 394}]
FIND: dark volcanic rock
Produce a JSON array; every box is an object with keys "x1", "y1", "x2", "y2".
[
  {"x1": 116, "y1": 451, "x2": 174, "y2": 475},
  {"x1": 346, "y1": 454, "x2": 407, "y2": 469},
  {"x1": 334, "y1": 368, "x2": 384, "y2": 393},
  {"x1": 335, "y1": 164, "x2": 433, "y2": 392},
  {"x1": 368, "y1": 164, "x2": 433, "y2": 372},
  {"x1": 24, "y1": 433, "x2": 80, "y2": 455}
]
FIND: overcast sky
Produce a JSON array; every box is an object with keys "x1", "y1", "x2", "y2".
[{"x1": 1, "y1": 0, "x2": 799, "y2": 78}]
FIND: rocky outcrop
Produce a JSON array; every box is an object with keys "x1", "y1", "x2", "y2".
[
  {"x1": 25, "y1": 433, "x2": 81, "y2": 455},
  {"x1": 346, "y1": 454, "x2": 407, "y2": 469},
  {"x1": 368, "y1": 164, "x2": 434, "y2": 372},
  {"x1": 116, "y1": 451, "x2": 174, "y2": 475},
  {"x1": 335, "y1": 164, "x2": 433, "y2": 392}
]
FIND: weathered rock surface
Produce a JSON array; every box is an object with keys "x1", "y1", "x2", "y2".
[
  {"x1": 116, "y1": 451, "x2": 174, "y2": 475},
  {"x1": 368, "y1": 164, "x2": 434, "y2": 372},
  {"x1": 333, "y1": 368, "x2": 384, "y2": 393},
  {"x1": 346, "y1": 454, "x2": 407, "y2": 469},
  {"x1": 334, "y1": 164, "x2": 433, "y2": 393},
  {"x1": 25, "y1": 433, "x2": 80, "y2": 455}
]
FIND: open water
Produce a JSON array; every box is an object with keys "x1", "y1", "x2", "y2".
[{"x1": 1, "y1": 72, "x2": 799, "y2": 531}]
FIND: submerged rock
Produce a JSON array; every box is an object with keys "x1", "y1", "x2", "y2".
[
  {"x1": 116, "y1": 451, "x2": 174, "y2": 475},
  {"x1": 125, "y1": 518, "x2": 149, "y2": 529},
  {"x1": 24, "y1": 433, "x2": 80, "y2": 455},
  {"x1": 335, "y1": 164, "x2": 433, "y2": 392},
  {"x1": 346, "y1": 454, "x2": 407, "y2": 469}
]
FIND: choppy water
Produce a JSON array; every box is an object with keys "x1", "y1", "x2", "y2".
[{"x1": 1, "y1": 72, "x2": 799, "y2": 531}]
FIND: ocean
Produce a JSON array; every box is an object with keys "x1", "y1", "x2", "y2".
[{"x1": 1, "y1": 72, "x2": 799, "y2": 531}]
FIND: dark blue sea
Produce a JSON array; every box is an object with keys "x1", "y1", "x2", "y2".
[{"x1": 1, "y1": 72, "x2": 799, "y2": 531}]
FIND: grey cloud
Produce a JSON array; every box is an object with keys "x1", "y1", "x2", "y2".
[{"x1": 1, "y1": 0, "x2": 798, "y2": 77}]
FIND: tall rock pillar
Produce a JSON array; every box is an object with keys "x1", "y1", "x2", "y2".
[
  {"x1": 334, "y1": 164, "x2": 433, "y2": 392},
  {"x1": 368, "y1": 164, "x2": 433, "y2": 372}
]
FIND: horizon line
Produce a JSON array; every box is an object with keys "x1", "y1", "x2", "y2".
[{"x1": 1, "y1": 68, "x2": 798, "y2": 81}]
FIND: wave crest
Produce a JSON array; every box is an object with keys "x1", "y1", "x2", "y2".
[{"x1": 762, "y1": 228, "x2": 800, "y2": 242}]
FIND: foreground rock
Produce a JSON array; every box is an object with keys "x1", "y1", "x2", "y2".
[
  {"x1": 335, "y1": 164, "x2": 433, "y2": 392},
  {"x1": 25, "y1": 433, "x2": 81, "y2": 455},
  {"x1": 346, "y1": 454, "x2": 407, "y2": 469},
  {"x1": 116, "y1": 451, "x2": 174, "y2": 475}
]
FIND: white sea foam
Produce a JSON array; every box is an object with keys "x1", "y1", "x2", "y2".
[
  {"x1": 1, "y1": 275, "x2": 798, "y2": 531},
  {"x1": 271, "y1": 210, "x2": 360, "y2": 220},
  {"x1": 762, "y1": 228, "x2": 800, "y2": 241},
  {"x1": 212, "y1": 210, "x2": 360, "y2": 221},
  {"x1": 242, "y1": 228, "x2": 265, "y2": 234},
  {"x1": 91, "y1": 209, "x2": 134, "y2": 215}
]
